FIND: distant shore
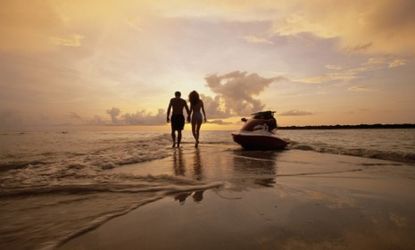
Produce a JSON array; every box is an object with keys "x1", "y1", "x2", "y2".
[{"x1": 279, "y1": 123, "x2": 415, "y2": 130}]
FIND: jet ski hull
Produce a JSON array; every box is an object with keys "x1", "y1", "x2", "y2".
[{"x1": 232, "y1": 132, "x2": 288, "y2": 150}]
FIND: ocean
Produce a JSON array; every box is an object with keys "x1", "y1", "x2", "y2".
[{"x1": 1, "y1": 127, "x2": 414, "y2": 249}]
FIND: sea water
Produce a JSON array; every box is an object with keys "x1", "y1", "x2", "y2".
[{"x1": 0, "y1": 127, "x2": 414, "y2": 249}]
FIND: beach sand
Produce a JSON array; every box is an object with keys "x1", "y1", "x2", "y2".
[{"x1": 59, "y1": 145, "x2": 415, "y2": 250}]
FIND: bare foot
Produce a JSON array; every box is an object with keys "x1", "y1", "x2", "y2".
[{"x1": 193, "y1": 190, "x2": 204, "y2": 202}]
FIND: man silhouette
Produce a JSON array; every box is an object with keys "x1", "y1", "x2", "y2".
[{"x1": 167, "y1": 91, "x2": 190, "y2": 147}]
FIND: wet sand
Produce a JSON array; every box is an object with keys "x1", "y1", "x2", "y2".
[{"x1": 59, "y1": 145, "x2": 415, "y2": 250}]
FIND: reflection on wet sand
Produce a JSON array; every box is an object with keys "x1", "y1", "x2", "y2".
[
  {"x1": 173, "y1": 148, "x2": 185, "y2": 176},
  {"x1": 231, "y1": 150, "x2": 279, "y2": 188},
  {"x1": 193, "y1": 148, "x2": 203, "y2": 181},
  {"x1": 192, "y1": 149, "x2": 204, "y2": 202},
  {"x1": 172, "y1": 148, "x2": 282, "y2": 203},
  {"x1": 172, "y1": 148, "x2": 283, "y2": 204},
  {"x1": 173, "y1": 148, "x2": 205, "y2": 204},
  {"x1": 174, "y1": 190, "x2": 204, "y2": 204}
]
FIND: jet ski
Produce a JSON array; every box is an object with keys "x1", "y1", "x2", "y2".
[{"x1": 232, "y1": 111, "x2": 288, "y2": 150}]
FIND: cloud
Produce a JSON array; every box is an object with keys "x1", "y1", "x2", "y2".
[
  {"x1": 204, "y1": 71, "x2": 285, "y2": 116},
  {"x1": 325, "y1": 64, "x2": 343, "y2": 70},
  {"x1": 126, "y1": 18, "x2": 144, "y2": 32},
  {"x1": 0, "y1": 0, "x2": 63, "y2": 52},
  {"x1": 122, "y1": 109, "x2": 165, "y2": 125},
  {"x1": 242, "y1": 35, "x2": 273, "y2": 45},
  {"x1": 206, "y1": 119, "x2": 233, "y2": 125},
  {"x1": 0, "y1": 1, "x2": 150, "y2": 53},
  {"x1": 90, "y1": 115, "x2": 106, "y2": 125},
  {"x1": 69, "y1": 112, "x2": 82, "y2": 120},
  {"x1": 0, "y1": 109, "x2": 56, "y2": 129},
  {"x1": 270, "y1": 0, "x2": 415, "y2": 55},
  {"x1": 106, "y1": 107, "x2": 121, "y2": 124},
  {"x1": 299, "y1": 57, "x2": 408, "y2": 84},
  {"x1": 102, "y1": 107, "x2": 166, "y2": 125},
  {"x1": 1, "y1": 0, "x2": 413, "y2": 128},
  {"x1": 2, "y1": 0, "x2": 415, "y2": 55},
  {"x1": 389, "y1": 59, "x2": 407, "y2": 68},
  {"x1": 347, "y1": 86, "x2": 375, "y2": 92},
  {"x1": 98, "y1": 107, "x2": 236, "y2": 126},
  {"x1": 278, "y1": 110, "x2": 313, "y2": 116},
  {"x1": 345, "y1": 42, "x2": 373, "y2": 52},
  {"x1": 99, "y1": 71, "x2": 287, "y2": 125},
  {"x1": 50, "y1": 34, "x2": 84, "y2": 47},
  {"x1": 200, "y1": 94, "x2": 230, "y2": 119},
  {"x1": 0, "y1": 107, "x2": 166, "y2": 128}
]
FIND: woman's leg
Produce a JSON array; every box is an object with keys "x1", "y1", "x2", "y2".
[
  {"x1": 195, "y1": 119, "x2": 202, "y2": 147},
  {"x1": 191, "y1": 119, "x2": 197, "y2": 141}
]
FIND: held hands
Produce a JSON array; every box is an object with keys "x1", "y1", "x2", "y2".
[{"x1": 187, "y1": 116, "x2": 191, "y2": 123}]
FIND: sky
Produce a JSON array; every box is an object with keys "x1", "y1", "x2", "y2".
[{"x1": 1, "y1": 0, "x2": 414, "y2": 129}]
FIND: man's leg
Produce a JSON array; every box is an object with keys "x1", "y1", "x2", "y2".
[
  {"x1": 177, "y1": 130, "x2": 182, "y2": 147},
  {"x1": 171, "y1": 130, "x2": 176, "y2": 148}
]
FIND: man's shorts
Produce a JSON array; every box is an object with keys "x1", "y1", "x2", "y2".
[{"x1": 171, "y1": 114, "x2": 185, "y2": 131}]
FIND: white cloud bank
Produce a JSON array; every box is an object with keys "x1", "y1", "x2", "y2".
[{"x1": 204, "y1": 71, "x2": 286, "y2": 117}]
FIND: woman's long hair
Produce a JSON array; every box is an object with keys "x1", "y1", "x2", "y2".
[{"x1": 189, "y1": 91, "x2": 200, "y2": 106}]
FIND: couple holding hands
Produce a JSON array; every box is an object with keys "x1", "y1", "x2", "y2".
[{"x1": 167, "y1": 91, "x2": 207, "y2": 148}]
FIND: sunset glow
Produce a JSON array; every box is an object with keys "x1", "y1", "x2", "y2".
[{"x1": 1, "y1": 0, "x2": 414, "y2": 129}]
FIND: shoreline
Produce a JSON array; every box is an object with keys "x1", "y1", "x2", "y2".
[{"x1": 59, "y1": 146, "x2": 415, "y2": 250}]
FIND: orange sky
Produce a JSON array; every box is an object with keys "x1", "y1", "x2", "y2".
[{"x1": 1, "y1": 0, "x2": 414, "y2": 129}]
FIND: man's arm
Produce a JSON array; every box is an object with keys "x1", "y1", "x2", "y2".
[
  {"x1": 185, "y1": 101, "x2": 190, "y2": 115},
  {"x1": 167, "y1": 100, "x2": 172, "y2": 123},
  {"x1": 185, "y1": 100, "x2": 191, "y2": 122}
]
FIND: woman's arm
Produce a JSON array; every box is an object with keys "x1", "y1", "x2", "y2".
[
  {"x1": 188, "y1": 104, "x2": 193, "y2": 122},
  {"x1": 201, "y1": 101, "x2": 207, "y2": 122}
]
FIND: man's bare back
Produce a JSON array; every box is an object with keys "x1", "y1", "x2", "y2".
[{"x1": 169, "y1": 98, "x2": 188, "y2": 115}]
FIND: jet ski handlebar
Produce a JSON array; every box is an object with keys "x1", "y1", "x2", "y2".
[{"x1": 251, "y1": 111, "x2": 276, "y2": 119}]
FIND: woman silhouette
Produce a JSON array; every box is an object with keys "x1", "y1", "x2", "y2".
[{"x1": 188, "y1": 91, "x2": 207, "y2": 147}]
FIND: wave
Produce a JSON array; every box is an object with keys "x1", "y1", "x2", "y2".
[
  {"x1": 0, "y1": 133, "x2": 172, "y2": 172},
  {"x1": 289, "y1": 141, "x2": 415, "y2": 164},
  {"x1": 0, "y1": 173, "x2": 223, "y2": 197},
  {"x1": 49, "y1": 185, "x2": 230, "y2": 250},
  {"x1": 47, "y1": 196, "x2": 165, "y2": 250},
  {"x1": 0, "y1": 174, "x2": 223, "y2": 250},
  {"x1": 0, "y1": 160, "x2": 48, "y2": 172}
]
